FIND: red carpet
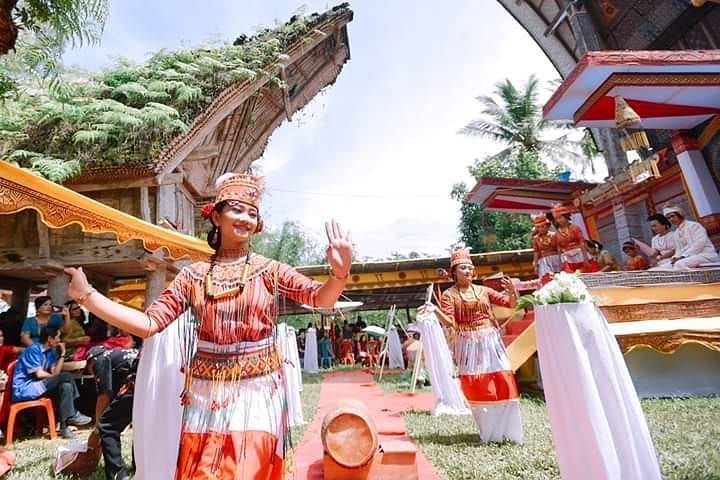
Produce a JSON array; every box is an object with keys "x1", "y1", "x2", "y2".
[{"x1": 293, "y1": 370, "x2": 440, "y2": 479}]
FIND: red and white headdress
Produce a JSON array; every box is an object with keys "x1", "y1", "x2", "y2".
[
  {"x1": 551, "y1": 202, "x2": 574, "y2": 218},
  {"x1": 201, "y1": 173, "x2": 264, "y2": 219},
  {"x1": 531, "y1": 213, "x2": 550, "y2": 227},
  {"x1": 450, "y1": 247, "x2": 472, "y2": 269}
]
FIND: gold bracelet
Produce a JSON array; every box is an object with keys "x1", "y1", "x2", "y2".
[
  {"x1": 329, "y1": 268, "x2": 349, "y2": 281},
  {"x1": 76, "y1": 287, "x2": 97, "y2": 304}
]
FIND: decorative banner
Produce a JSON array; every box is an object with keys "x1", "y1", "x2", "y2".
[{"x1": 0, "y1": 160, "x2": 212, "y2": 261}]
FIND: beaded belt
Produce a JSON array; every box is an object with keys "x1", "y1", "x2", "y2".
[
  {"x1": 190, "y1": 348, "x2": 281, "y2": 381},
  {"x1": 454, "y1": 322, "x2": 492, "y2": 332}
]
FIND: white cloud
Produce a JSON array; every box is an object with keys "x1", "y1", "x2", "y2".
[{"x1": 62, "y1": 0, "x2": 575, "y2": 259}]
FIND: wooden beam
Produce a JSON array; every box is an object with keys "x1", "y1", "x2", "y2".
[
  {"x1": 71, "y1": 173, "x2": 185, "y2": 192},
  {"x1": 699, "y1": 114, "x2": 720, "y2": 149},
  {"x1": 0, "y1": 240, "x2": 146, "y2": 271},
  {"x1": 185, "y1": 144, "x2": 221, "y2": 162},
  {"x1": 215, "y1": 97, "x2": 258, "y2": 186},
  {"x1": 260, "y1": 89, "x2": 285, "y2": 115}
]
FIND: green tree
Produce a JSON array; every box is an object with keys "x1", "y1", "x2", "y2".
[
  {"x1": 459, "y1": 75, "x2": 591, "y2": 173},
  {"x1": 454, "y1": 76, "x2": 593, "y2": 252},
  {"x1": 252, "y1": 220, "x2": 325, "y2": 267}
]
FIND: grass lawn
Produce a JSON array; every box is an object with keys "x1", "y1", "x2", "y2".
[
  {"x1": 403, "y1": 391, "x2": 720, "y2": 480},
  {"x1": 5, "y1": 371, "x2": 719, "y2": 479},
  {"x1": 5, "y1": 373, "x2": 324, "y2": 479}
]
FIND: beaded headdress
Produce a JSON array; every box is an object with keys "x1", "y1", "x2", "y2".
[
  {"x1": 201, "y1": 173, "x2": 264, "y2": 219},
  {"x1": 531, "y1": 213, "x2": 550, "y2": 227},
  {"x1": 450, "y1": 247, "x2": 473, "y2": 269},
  {"x1": 550, "y1": 202, "x2": 574, "y2": 218}
]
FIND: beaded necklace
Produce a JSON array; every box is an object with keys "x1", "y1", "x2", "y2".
[{"x1": 205, "y1": 249, "x2": 252, "y2": 299}]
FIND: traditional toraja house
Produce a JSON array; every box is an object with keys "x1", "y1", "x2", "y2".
[
  {"x1": 0, "y1": 5, "x2": 354, "y2": 318},
  {"x1": 498, "y1": 0, "x2": 720, "y2": 241},
  {"x1": 544, "y1": 50, "x2": 720, "y2": 250},
  {"x1": 458, "y1": 3, "x2": 720, "y2": 395}
]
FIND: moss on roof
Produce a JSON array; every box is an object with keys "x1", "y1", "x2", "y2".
[{"x1": 0, "y1": 3, "x2": 351, "y2": 183}]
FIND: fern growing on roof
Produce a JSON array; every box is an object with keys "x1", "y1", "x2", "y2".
[{"x1": 0, "y1": 3, "x2": 351, "y2": 182}]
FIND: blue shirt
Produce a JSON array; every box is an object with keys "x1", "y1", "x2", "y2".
[
  {"x1": 21, "y1": 314, "x2": 64, "y2": 344},
  {"x1": 12, "y1": 343, "x2": 58, "y2": 401}
]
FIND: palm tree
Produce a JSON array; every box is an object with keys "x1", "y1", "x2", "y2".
[{"x1": 459, "y1": 75, "x2": 595, "y2": 175}]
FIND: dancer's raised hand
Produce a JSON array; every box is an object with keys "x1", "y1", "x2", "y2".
[
  {"x1": 64, "y1": 267, "x2": 92, "y2": 301},
  {"x1": 325, "y1": 219, "x2": 352, "y2": 280}
]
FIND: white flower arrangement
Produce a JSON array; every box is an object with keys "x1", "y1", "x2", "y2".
[{"x1": 517, "y1": 272, "x2": 593, "y2": 308}]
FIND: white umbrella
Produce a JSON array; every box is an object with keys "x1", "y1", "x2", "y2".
[
  {"x1": 299, "y1": 301, "x2": 363, "y2": 315},
  {"x1": 361, "y1": 325, "x2": 386, "y2": 336}
]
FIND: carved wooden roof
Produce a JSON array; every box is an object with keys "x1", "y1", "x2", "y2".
[{"x1": 71, "y1": 9, "x2": 353, "y2": 199}]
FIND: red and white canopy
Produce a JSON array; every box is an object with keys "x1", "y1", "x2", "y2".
[
  {"x1": 466, "y1": 176, "x2": 594, "y2": 214},
  {"x1": 543, "y1": 50, "x2": 720, "y2": 129}
]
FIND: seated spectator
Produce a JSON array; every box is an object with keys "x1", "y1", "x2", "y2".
[
  {"x1": 87, "y1": 345, "x2": 138, "y2": 480},
  {"x1": 664, "y1": 206, "x2": 720, "y2": 269},
  {"x1": 643, "y1": 213, "x2": 676, "y2": 268},
  {"x1": 70, "y1": 326, "x2": 135, "y2": 362},
  {"x1": 623, "y1": 241, "x2": 649, "y2": 271},
  {"x1": 12, "y1": 326, "x2": 91, "y2": 438},
  {"x1": 20, "y1": 296, "x2": 68, "y2": 346},
  {"x1": 0, "y1": 329, "x2": 23, "y2": 373},
  {"x1": 586, "y1": 240, "x2": 619, "y2": 272},
  {"x1": 0, "y1": 308, "x2": 23, "y2": 347},
  {"x1": 62, "y1": 301, "x2": 91, "y2": 359},
  {"x1": 86, "y1": 313, "x2": 109, "y2": 342}
]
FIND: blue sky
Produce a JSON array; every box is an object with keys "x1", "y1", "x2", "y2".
[{"x1": 64, "y1": 1, "x2": 565, "y2": 259}]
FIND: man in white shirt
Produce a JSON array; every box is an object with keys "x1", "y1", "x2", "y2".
[{"x1": 663, "y1": 206, "x2": 720, "y2": 269}]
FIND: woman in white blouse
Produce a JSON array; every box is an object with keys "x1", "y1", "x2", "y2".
[{"x1": 645, "y1": 213, "x2": 676, "y2": 269}]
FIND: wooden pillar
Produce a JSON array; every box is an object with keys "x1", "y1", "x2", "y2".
[
  {"x1": 10, "y1": 284, "x2": 31, "y2": 319},
  {"x1": 139, "y1": 186, "x2": 152, "y2": 223},
  {"x1": 47, "y1": 269, "x2": 70, "y2": 305},
  {"x1": 145, "y1": 261, "x2": 167, "y2": 307}
]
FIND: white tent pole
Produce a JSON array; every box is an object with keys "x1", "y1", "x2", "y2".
[{"x1": 377, "y1": 305, "x2": 396, "y2": 381}]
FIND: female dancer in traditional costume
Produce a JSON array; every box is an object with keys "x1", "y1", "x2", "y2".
[
  {"x1": 64, "y1": 173, "x2": 352, "y2": 479},
  {"x1": 531, "y1": 213, "x2": 560, "y2": 282},
  {"x1": 551, "y1": 203, "x2": 592, "y2": 273},
  {"x1": 420, "y1": 248, "x2": 523, "y2": 443}
]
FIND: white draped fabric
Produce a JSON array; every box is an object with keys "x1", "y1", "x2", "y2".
[
  {"x1": 303, "y1": 327, "x2": 319, "y2": 374},
  {"x1": 387, "y1": 326, "x2": 405, "y2": 369},
  {"x1": 537, "y1": 254, "x2": 561, "y2": 278},
  {"x1": 277, "y1": 324, "x2": 304, "y2": 427},
  {"x1": 454, "y1": 328, "x2": 523, "y2": 443},
  {"x1": 417, "y1": 311, "x2": 470, "y2": 416},
  {"x1": 535, "y1": 303, "x2": 662, "y2": 480},
  {"x1": 133, "y1": 313, "x2": 186, "y2": 480}
]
